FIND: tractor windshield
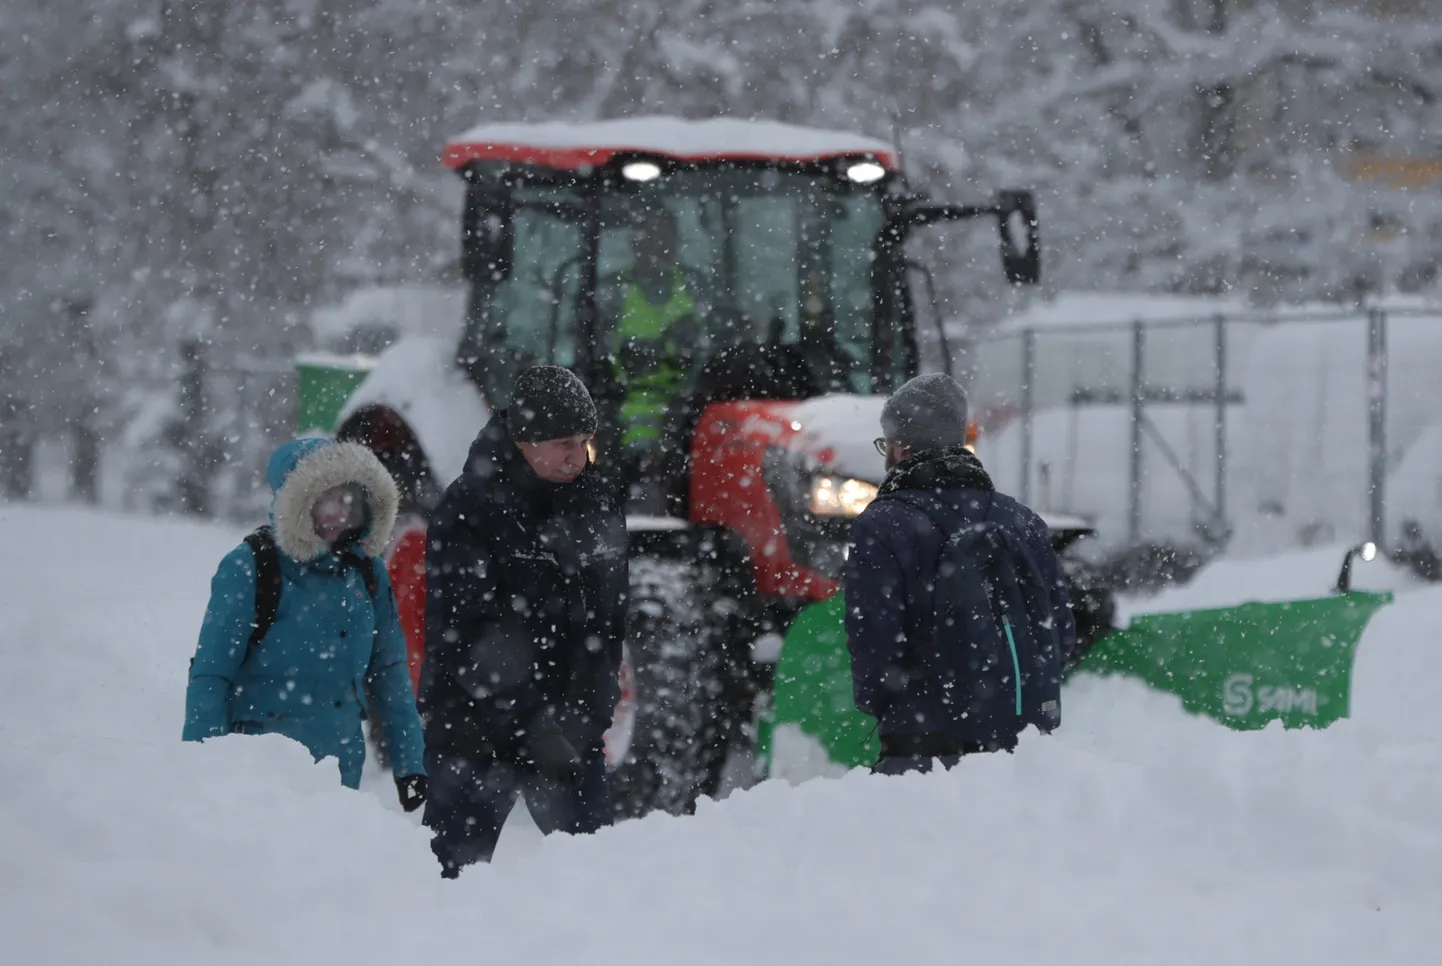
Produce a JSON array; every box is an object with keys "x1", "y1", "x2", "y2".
[
  {"x1": 470, "y1": 167, "x2": 895, "y2": 400},
  {"x1": 593, "y1": 168, "x2": 887, "y2": 396}
]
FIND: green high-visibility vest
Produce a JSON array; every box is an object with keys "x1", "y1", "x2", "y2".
[{"x1": 616, "y1": 270, "x2": 694, "y2": 449}]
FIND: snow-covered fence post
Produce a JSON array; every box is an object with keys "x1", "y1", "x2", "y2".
[
  {"x1": 1367, "y1": 307, "x2": 1388, "y2": 547},
  {"x1": 1213, "y1": 313, "x2": 1227, "y2": 530},
  {"x1": 1129, "y1": 319, "x2": 1146, "y2": 546},
  {"x1": 1020, "y1": 327, "x2": 1036, "y2": 505}
]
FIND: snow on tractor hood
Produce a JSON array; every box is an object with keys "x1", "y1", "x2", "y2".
[
  {"x1": 336, "y1": 335, "x2": 490, "y2": 489},
  {"x1": 768, "y1": 394, "x2": 1095, "y2": 538},
  {"x1": 784, "y1": 395, "x2": 890, "y2": 483}
]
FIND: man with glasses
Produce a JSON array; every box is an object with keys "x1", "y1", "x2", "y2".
[{"x1": 846, "y1": 373, "x2": 1077, "y2": 776}]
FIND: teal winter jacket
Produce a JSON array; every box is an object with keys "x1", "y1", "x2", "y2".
[{"x1": 183, "y1": 437, "x2": 427, "y2": 788}]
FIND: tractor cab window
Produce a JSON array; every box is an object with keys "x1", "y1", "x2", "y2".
[
  {"x1": 461, "y1": 167, "x2": 896, "y2": 423},
  {"x1": 462, "y1": 183, "x2": 585, "y2": 403},
  {"x1": 596, "y1": 168, "x2": 887, "y2": 398}
]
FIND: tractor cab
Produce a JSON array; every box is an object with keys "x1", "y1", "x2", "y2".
[{"x1": 440, "y1": 118, "x2": 1038, "y2": 512}]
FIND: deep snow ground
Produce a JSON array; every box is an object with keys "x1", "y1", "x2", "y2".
[{"x1": 2, "y1": 504, "x2": 1441, "y2": 965}]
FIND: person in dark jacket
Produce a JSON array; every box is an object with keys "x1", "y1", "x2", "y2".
[
  {"x1": 419, "y1": 366, "x2": 628, "y2": 876},
  {"x1": 844, "y1": 373, "x2": 1078, "y2": 776},
  {"x1": 184, "y1": 437, "x2": 428, "y2": 808}
]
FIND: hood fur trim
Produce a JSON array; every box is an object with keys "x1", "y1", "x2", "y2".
[{"x1": 272, "y1": 441, "x2": 399, "y2": 561}]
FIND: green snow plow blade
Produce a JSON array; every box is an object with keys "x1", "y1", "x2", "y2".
[
  {"x1": 757, "y1": 593, "x2": 879, "y2": 772},
  {"x1": 756, "y1": 589, "x2": 1391, "y2": 774},
  {"x1": 1075, "y1": 591, "x2": 1390, "y2": 729}
]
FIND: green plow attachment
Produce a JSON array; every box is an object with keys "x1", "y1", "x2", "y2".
[
  {"x1": 1075, "y1": 591, "x2": 1390, "y2": 729},
  {"x1": 756, "y1": 588, "x2": 1392, "y2": 774},
  {"x1": 757, "y1": 593, "x2": 878, "y2": 772}
]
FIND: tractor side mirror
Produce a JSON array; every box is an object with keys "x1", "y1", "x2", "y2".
[
  {"x1": 1335, "y1": 541, "x2": 1379, "y2": 594},
  {"x1": 997, "y1": 189, "x2": 1040, "y2": 286},
  {"x1": 462, "y1": 188, "x2": 514, "y2": 283},
  {"x1": 893, "y1": 192, "x2": 1041, "y2": 286}
]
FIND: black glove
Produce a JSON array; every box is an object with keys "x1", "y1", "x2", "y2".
[
  {"x1": 518, "y1": 714, "x2": 585, "y2": 788},
  {"x1": 396, "y1": 774, "x2": 427, "y2": 813}
]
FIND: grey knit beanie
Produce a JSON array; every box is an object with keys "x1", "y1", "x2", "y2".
[
  {"x1": 505, "y1": 365, "x2": 598, "y2": 442},
  {"x1": 880, "y1": 373, "x2": 970, "y2": 451}
]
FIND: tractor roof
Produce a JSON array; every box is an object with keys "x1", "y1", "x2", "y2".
[{"x1": 443, "y1": 116, "x2": 898, "y2": 172}]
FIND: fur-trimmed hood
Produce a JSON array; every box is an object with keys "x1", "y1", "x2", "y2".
[{"x1": 266, "y1": 438, "x2": 399, "y2": 562}]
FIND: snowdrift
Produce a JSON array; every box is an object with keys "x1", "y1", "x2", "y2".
[{"x1": 3, "y1": 505, "x2": 1441, "y2": 965}]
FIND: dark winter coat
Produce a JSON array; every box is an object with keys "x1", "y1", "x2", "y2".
[
  {"x1": 418, "y1": 413, "x2": 628, "y2": 765},
  {"x1": 183, "y1": 437, "x2": 427, "y2": 788},
  {"x1": 843, "y1": 445, "x2": 1078, "y2": 742}
]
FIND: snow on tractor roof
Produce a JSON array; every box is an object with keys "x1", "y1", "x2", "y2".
[{"x1": 443, "y1": 116, "x2": 898, "y2": 171}]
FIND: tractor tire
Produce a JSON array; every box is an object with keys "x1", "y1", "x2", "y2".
[{"x1": 608, "y1": 555, "x2": 728, "y2": 821}]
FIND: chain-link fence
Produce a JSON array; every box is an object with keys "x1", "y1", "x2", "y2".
[{"x1": 960, "y1": 305, "x2": 1442, "y2": 559}]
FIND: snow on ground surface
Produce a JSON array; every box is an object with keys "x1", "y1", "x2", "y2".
[
  {"x1": 1118, "y1": 542, "x2": 1420, "y2": 617},
  {"x1": 3, "y1": 504, "x2": 1442, "y2": 965}
]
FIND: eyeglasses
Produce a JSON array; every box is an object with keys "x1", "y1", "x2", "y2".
[{"x1": 873, "y1": 438, "x2": 889, "y2": 457}]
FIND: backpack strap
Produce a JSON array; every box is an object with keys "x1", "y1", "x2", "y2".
[
  {"x1": 237, "y1": 530, "x2": 384, "y2": 661},
  {"x1": 341, "y1": 552, "x2": 381, "y2": 600},
  {"x1": 243, "y1": 526, "x2": 283, "y2": 654}
]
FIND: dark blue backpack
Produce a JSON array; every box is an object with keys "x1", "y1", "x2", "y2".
[{"x1": 887, "y1": 491, "x2": 1063, "y2": 745}]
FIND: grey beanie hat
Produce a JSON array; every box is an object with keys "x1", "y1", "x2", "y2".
[
  {"x1": 506, "y1": 365, "x2": 598, "y2": 443},
  {"x1": 880, "y1": 373, "x2": 970, "y2": 451}
]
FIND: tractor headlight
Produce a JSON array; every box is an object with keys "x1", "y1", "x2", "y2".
[{"x1": 807, "y1": 476, "x2": 879, "y2": 517}]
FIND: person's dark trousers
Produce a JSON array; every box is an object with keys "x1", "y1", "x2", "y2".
[
  {"x1": 872, "y1": 754, "x2": 964, "y2": 776},
  {"x1": 870, "y1": 732, "x2": 1015, "y2": 776},
  {"x1": 423, "y1": 745, "x2": 612, "y2": 878}
]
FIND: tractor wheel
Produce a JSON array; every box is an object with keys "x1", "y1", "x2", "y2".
[{"x1": 608, "y1": 555, "x2": 729, "y2": 821}]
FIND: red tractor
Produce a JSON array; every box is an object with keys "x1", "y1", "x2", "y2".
[{"x1": 328, "y1": 117, "x2": 1105, "y2": 817}]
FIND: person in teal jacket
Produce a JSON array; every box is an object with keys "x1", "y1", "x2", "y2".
[{"x1": 184, "y1": 437, "x2": 428, "y2": 810}]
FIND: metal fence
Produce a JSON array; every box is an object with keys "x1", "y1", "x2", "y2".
[{"x1": 959, "y1": 306, "x2": 1439, "y2": 555}]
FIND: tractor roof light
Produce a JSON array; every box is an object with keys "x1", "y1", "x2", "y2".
[
  {"x1": 621, "y1": 160, "x2": 662, "y2": 182},
  {"x1": 844, "y1": 160, "x2": 887, "y2": 184}
]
